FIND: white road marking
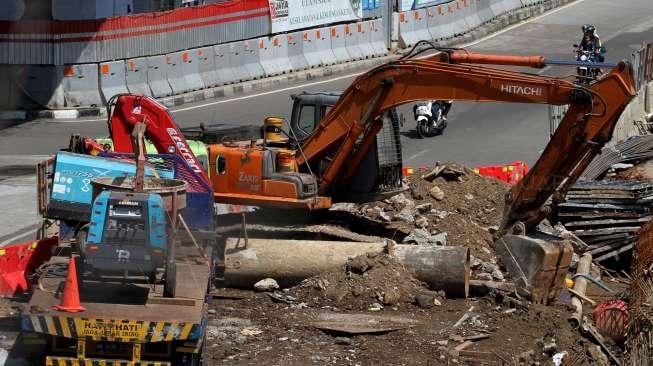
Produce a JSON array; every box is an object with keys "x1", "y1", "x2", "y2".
[
  {"x1": 0, "y1": 227, "x2": 37, "y2": 246},
  {"x1": 406, "y1": 150, "x2": 428, "y2": 162},
  {"x1": 48, "y1": 0, "x2": 587, "y2": 123},
  {"x1": 537, "y1": 66, "x2": 552, "y2": 75}
]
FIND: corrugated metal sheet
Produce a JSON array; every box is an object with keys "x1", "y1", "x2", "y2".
[
  {"x1": 0, "y1": 0, "x2": 271, "y2": 65},
  {"x1": 0, "y1": 0, "x2": 397, "y2": 66}
]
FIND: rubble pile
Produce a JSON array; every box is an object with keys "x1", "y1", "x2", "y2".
[
  {"x1": 332, "y1": 162, "x2": 509, "y2": 263},
  {"x1": 290, "y1": 253, "x2": 434, "y2": 311}
]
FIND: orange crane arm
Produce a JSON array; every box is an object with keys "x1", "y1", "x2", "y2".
[
  {"x1": 296, "y1": 50, "x2": 636, "y2": 231},
  {"x1": 108, "y1": 94, "x2": 210, "y2": 186}
]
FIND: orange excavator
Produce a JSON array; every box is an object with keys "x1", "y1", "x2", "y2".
[
  {"x1": 97, "y1": 44, "x2": 636, "y2": 304},
  {"x1": 204, "y1": 45, "x2": 636, "y2": 303},
  {"x1": 206, "y1": 48, "x2": 635, "y2": 217}
]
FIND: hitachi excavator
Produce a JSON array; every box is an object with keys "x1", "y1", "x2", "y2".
[{"x1": 93, "y1": 43, "x2": 636, "y2": 304}]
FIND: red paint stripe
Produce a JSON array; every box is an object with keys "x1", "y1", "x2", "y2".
[
  {"x1": 0, "y1": 0, "x2": 268, "y2": 34},
  {"x1": 0, "y1": 10, "x2": 268, "y2": 44}
]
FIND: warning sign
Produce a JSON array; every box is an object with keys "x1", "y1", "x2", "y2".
[{"x1": 76, "y1": 320, "x2": 147, "y2": 340}]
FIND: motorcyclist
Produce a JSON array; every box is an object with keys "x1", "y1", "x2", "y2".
[
  {"x1": 577, "y1": 24, "x2": 604, "y2": 62},
  {"x1": 439, "y1": 100, "x2": 453, "y2": 121}
]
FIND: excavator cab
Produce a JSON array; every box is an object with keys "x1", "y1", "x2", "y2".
[
  {"x1": 206, "y1": 92, "x2": 404, "y2": 208},
  {"x1": 290, "y1": 92, "x2": 404, "y2": 201}
]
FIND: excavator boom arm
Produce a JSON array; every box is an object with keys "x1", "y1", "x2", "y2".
[{"x1": 297, "y1": 51, "x2": 636, "y2": 229}]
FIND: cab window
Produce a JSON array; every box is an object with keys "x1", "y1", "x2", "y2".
[
  {"x1": 215, "y1": 155, "x2": 227, "y2": 175},
  {"x1": 298, "y1": 105, "x2": 316, "y2": 133},
  {"x1": 197, "y1": 155, "x2": 209, "y2": 174},
  {"x1": 320, "y1": 105, "x2": 333, "y2": 120}
]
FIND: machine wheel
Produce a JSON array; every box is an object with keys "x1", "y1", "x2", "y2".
[
  {"x1": 75, "y1": 224, "x2": 89, "y2": 254},
  {"x1": 164, "y1": 262, "x2": 176, "y2": 298},
  {"x1": 416, "y1": 120, "x2": 430, "y2": 139},
  {"x1": 431, "y1": 119, "x2": 447, "y2": 136}
]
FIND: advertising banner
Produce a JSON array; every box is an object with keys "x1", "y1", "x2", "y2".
[{"x1": 269, "y1": 0, "x2": 362, "y2": 33}]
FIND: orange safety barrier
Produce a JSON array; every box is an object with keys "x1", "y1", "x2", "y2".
[
  {"x1": 0, "y1": 237, "x2": 58, "y2": 296},
  {"x1": 402, "y1": 166, "x2": 415, "y2": 177},
  {"x1": 474, "y1": 161, "x2": 529, "y2": 185}
]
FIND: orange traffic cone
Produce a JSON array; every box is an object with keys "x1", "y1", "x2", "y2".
[{"x1": 53, "y1": 257, "x2": 85, "y2": 313}]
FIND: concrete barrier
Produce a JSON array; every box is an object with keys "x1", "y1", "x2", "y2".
[
  {"x1": 315, "y1": 28, "x2": 337, "y2": 66},
  {"x1": 477, "y1": 0, "x2": 495, "y2": 23},
  {"x1": 399, "y1": 9, "x2": 433, "y2": 47},
  {"x1": 505, "y1": 0, "x2": 523, "y2": 10},
  {"x1": 302, "y1": 30, "x2": 323, "y2": 68},
  {"x1": 14, "y1": 65, "x2": 64, "y2": 109},
  {"x1": 197, "y1": 47, "x2": 221, "y2": 88},
  {"x1": 356, "y1": 23, "x2": 374, "y2": 59},
  {"x1": 330, "y1": 25, "x2": 351, "y2": 63},
  {"x1": 413, "y1": 9, "x2": 433, "y2": 43},
  {"x1": 99, "y1": 60, "x2": 129, "y2": 103},
  {"x1": 242, "y1": 39, "x2": 266, "y2": 80},
  {"x1": 464, "y1": 0, "x2": 482, "y2": 30},
  {"x1": 213, "y1": 44, "x2": 238, "y2": 85},
  {"x1": 258, "y1": 37, "x2": 280, "y2": 76},
  {"x1": 165, "y1": 52, "x2": 190, "y2": 95},
  {"x1": 271, "y1": 35, "x2": 293, "y2": 73},
  {"x1": 4, "y1": 0, "x2": 575, "y2": 113},
  {"x1": 490, "y1": 0, "x2": 507, "y2": 17},
  {"x1": 228, "y1": 42, "x2": 253, "y2": 82},
  {"x1": 125, "y1": 58, "x2": 152, "y2": 96},
  {"x1": 180, "y1": 50, "x2": 205, "y2": 91},
  {"x1": 146, "y1": 55, "x2": 173, "y2": 98},
  {"x1": 449, "y1": 1, "x2": 467, "y2": 36},
  {"x1": 426, "y1": 6, "x2": 443, "y2": 40},
  {"x1": 60, "y1": 64, "x2": 102, "y2": 107},
  {"x1": 345, "y1": 24, "x2": 364, "y2": 60},
  {"x1": 423, "y1": 7, "x2": 437, "y2": 40},
  {"x1": 433, "y1": 4, "x2": 455, "y2": 40},
  {"x1": 287, "y1": 32, "x2": 309, "y2": 71},
  {"x1": 369, "y1": 18, "x2": 387, "y2": 57}
]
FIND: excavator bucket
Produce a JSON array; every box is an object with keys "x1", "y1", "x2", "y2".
[{"x1": 494, "y1": 233, "x2": 573, "y2": 304}]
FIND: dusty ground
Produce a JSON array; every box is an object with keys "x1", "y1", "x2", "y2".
[
  {"x1": 204, "y1": 162, "x2": 624, "y2": 365},
  {"x1": 1, "y1": 161, "x2": 633, "y2": 365},
  {"x1": 205, "y1": 287, "x2": 604, "y2": 365}
]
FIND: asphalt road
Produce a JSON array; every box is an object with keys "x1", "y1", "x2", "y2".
[
  {"x1": 1, "y1": 0, "x2": 652, "y2": 168},
  {"x1": 0, "y1": 0, "x2": 651, "y2": 242}
]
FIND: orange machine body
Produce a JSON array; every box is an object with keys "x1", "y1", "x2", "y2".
[{"x1": 208, "y1": 142, "x2": 331, "y2": 209}]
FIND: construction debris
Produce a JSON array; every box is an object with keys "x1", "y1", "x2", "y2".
[
  {"x1": 222, "y1": 238, "x2": 471, "y2": 297},
  {"x1": 569, "y1": 253, "x2": 592, "y2": 328},
  {"x1": 558, "y1": 180, "x2": 653, "y2": 262},
  {"x1": 253, "y1": 278, "x2": 279, "y2": 292},
  {"x1": 312, "y1": 313, "x2": 419, "y2": 334},
  {"x1": 290, "y1": 253, "x2": 430, "y2": 311},
  {"x1": 581, "y1": 135, "x2": 653, "y2": 180}
]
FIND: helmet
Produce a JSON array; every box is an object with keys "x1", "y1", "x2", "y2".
[{"x1": 582, "y1": 24, "x2": 596, "y2": 35}]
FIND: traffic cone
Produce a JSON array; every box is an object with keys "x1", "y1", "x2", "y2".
[{"x1": 53, "y1": 257, "x2": 85, "y2": 313}]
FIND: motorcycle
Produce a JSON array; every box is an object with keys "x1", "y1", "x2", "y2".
[
  {"x1": 413, "y1": 101, "x2": 447, "y2": 138},
  {"x1": 573, "y1": 46, "x2": 604, "y2": 83}
]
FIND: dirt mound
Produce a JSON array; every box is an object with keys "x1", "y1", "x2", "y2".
[
  {"x1": 408, "y1": 163, "x2": 507, "y2": 225},
  {"x1": 351, "y1": 162, "x2": 509, "y2": 261},
  {"x1": 290, "y1": 253, "x2": 431, "y2": 311}
]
